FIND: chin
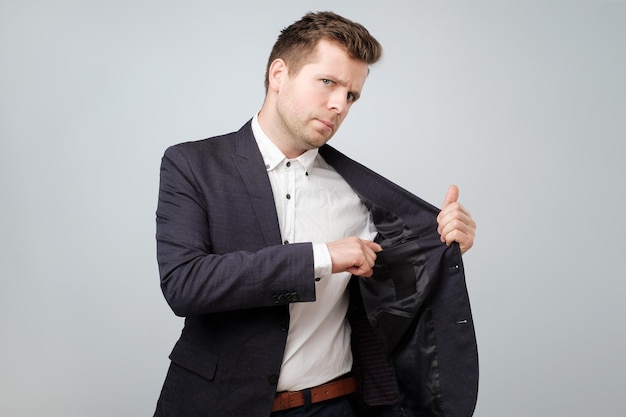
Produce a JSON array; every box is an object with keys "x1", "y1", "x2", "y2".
[{"x1": 312, "y1": 138, "x2": 332, "y2": 149}]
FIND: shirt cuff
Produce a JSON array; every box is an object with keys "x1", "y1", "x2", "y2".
[{"x1": 312, "y1": 242, "x2": 332, "y2": 280}]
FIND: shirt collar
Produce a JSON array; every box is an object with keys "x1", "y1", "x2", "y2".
[{"x1": 252, "y1": 113, "x2": 319, "y2": 173}]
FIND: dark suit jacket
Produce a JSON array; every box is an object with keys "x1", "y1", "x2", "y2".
[{"x1": 154, "y1": 121, "x2": 478, "y2": 417}]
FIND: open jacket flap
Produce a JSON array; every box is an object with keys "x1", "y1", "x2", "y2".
[
  {"x1": 318, "y1": 145, "x2": 479, "y2": 417},
  {"x1": 358, "y1": 204, "x2": 448, "y2": 416},
  {"x1": 363, "y1": 204, "x2": 479, "y2": 417},
  {"x1": 367, "y1": 232, "x2": 443, "y2": 355}
]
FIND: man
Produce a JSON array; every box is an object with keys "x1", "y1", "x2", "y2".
[{"x1": 154, "y1": 11, "x2": 478, "y2": 417}]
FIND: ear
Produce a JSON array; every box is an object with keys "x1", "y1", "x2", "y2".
[{"x1": 267, "y1": 58, "x2": 287, "y2": 92}]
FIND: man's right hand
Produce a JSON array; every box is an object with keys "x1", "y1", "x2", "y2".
[{"x1": 326, "y1": 237, "x2": 382, "y2": 277}]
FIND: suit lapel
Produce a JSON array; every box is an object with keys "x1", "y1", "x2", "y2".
[
  {"x1": 319, "y1": 144, "x2": 440, "y2": 237},
  {"x1": 228, "y1": 129, "x2": 439, "y2": 247},
  {"x1": 231, "y1": 122, "x2": 283, "y2": 247}
]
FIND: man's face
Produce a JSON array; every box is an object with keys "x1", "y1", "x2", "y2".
[{"x1": 274, "y1": 40, "x2": 369, "y2": 156}]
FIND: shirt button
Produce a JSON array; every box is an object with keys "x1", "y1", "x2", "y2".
[
  {"x1": 286, "y1": 194, "x2": 291, "y2": 199},
  {"x1": 283, "y1": 240, "x2": 289, "y2": 244},
  {"x1": 268, "y1": 374, "x2": 279, "y2": 385},
  {"x1": 315, "y1": 277, "x2": 321, "y2": 282},
  {"x1": 286, "y1": 161, "x2": 291, "y2": 167}
]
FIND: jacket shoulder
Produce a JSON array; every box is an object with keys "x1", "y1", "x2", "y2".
[
  {"x1": 166, "y1": 131, "x2": 237, "y2": 157},
  {"x1": 163, "y1": 120, "x2": 255, "y2": 164}
]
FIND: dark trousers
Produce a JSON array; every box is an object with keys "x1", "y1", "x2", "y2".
[{"x1": 270, "y1": 396, "x2": 355, "y2": 417}]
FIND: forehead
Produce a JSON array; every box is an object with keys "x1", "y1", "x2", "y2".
[{"x1": 298, "y1": 40, "x2": 369, "y2": 85}]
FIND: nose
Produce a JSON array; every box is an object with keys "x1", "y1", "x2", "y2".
[{"x1": 328, "y1": 89, "x2": 349, "y2": 117}]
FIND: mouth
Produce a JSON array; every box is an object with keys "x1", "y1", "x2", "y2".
[{"x1": 316, "y1": 119, "x2": 335, "y2": 131}]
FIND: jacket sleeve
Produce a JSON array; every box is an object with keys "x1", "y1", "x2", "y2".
[{"x1": 155, "y1": 144, "x2": 317, "y2": 317}]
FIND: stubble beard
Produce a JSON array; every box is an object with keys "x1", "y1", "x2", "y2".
[
  {"x1": 300, "y1": 121, "x2": 334, "y2": 151},
  {"x1": 277, "y1": 107, "x2": 334, "y2": 155}
]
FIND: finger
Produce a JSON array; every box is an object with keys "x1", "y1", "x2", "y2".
[
  {"x1": 440, "y1": 217, "x2": 476, "y2": 252},
  {"x1": 442, "y1": 229, "x2": 474, "y2": 253},
  {"x1": 441, "y1": 220, "x2": 467, "y2": 243},
  {"x1": 437, "y1": 201, "x2": 470, "y2": 235},
  {"x1": 363, "y1": 240, "x2": 383, "y2": 252},
  {"x1": 348, "y1": 263, "x2": 374, "y2": 277},
  {"x1": 442, "y1": 211, "x2": 475, "y2": 235},
  {"x1": 364, "y1": 247, "x2": 377, "y2": 268},
  {"x1": 442, "y1": 184, "x2": 459, "y2": 209},
  {"x1": 351, "y1": 243, "x2": 379, "y2": 277},
  {"x1": 355, "y1": 267, "x2": 374, "y2": 278},
  {"x1": 439, "y1": 207, "x2": 471, "y2": 229}
]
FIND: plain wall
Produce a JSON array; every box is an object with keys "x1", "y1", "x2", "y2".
[{"x1": 1, "y1": 1, "x2": 624, "y2": 416}]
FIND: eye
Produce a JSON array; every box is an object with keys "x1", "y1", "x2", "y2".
[
  {"x1": 347, "y1": 92, "x2": 355, "y2": 102},
  {"x1": 322, "y1": 79, "x2": 334, "y2": 86}
]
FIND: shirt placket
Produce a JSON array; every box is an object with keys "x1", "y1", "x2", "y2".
[{"x1": 282, "y1": 160, "x2": 296, "y2": 245}]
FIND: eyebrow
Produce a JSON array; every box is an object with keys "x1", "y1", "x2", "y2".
[{"x1": 321, "y1": 74, "x2": 362, "y2": 102}]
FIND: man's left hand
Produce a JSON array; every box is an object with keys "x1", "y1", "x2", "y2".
[{"x1": 437, "y1": 185, "x2": 476, "y2": 254}]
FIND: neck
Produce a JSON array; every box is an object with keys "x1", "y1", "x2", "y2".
[{"x1": 257, "y1": 105, "x2": 305, "y2": 159}]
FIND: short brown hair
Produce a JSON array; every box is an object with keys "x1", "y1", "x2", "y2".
[{"x1": 264, "y1": 11, "x2": 383, "y2": 91}]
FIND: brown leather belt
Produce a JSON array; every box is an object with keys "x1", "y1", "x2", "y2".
[{"x1": 271, "y1": 376, "x2": 358, "y2": 412}]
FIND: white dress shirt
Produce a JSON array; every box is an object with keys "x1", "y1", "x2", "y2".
[{"x1": 252, "y1": 115, "x2": 377, "y2": 391}]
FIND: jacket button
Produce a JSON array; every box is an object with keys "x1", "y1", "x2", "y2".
[
  {"x1": 288, "y1": 292, "x2": 299, "y2": 302},
  {"x1": 268, "y1": 374, "x2": 279, "y2": 385},
  {"x1": 280, "y1": 320, "x2": 289, "y2": 332}
]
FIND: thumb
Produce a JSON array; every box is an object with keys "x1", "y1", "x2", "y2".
[{"x1": 442, "y1": 184, "x2": 459, "y2": 209}]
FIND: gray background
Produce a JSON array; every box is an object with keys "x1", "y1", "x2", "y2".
[{"x1": 1, "y1": 1, "x2": 624, "y2": 416}]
